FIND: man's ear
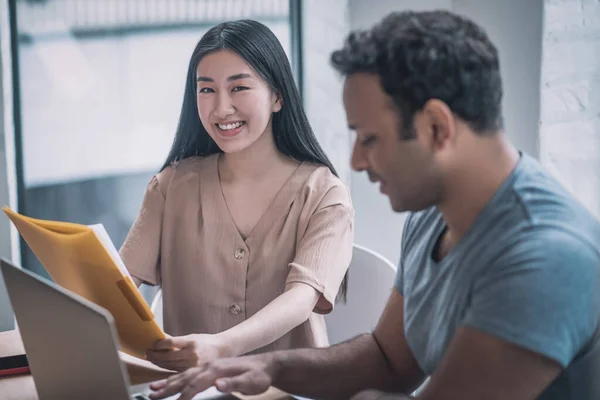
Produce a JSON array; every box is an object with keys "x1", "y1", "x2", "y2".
[
  {"x1": 422, "y1": 99, "x2": 456, "y2": 150},
  {"x1": 272, "y1": 91, "x2": 283, "y2": 113}
]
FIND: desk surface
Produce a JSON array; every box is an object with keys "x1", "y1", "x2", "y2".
[
  {"x1": 0, "y1": 330, "x2": 291, "y2": 400},
  {"x1": 0, "y1": 330, "x2": 37, "y2": 400}
]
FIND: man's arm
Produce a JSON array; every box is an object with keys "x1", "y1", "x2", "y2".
[
  {"x1": 410, "y1": 231, "x2": 597, "y2": 400},
  {"x1": 239, "y1": 290, "x2": 425, "y2": 398},
  {"x1": 413, "y1": 326, "x2": 561, "y2": 400},
  {"x1": 352, "y1": 230, "x2": 597, "y2": 400},
  {"x1": 352, "y1": 326, "x2": 562, "y2": 400},
  {"x1": 149, "y1": 290, "x2": 426, "y2": 400}
]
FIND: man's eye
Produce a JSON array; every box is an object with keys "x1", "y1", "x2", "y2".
[
  {"x1": 198, "y1": 87, "x2": 214, "y2": 93},
  {"x1": 360, "y1": 136, "x2": 376, "y2": 146}
]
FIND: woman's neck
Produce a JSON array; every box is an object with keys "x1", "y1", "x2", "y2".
[{"x1": 218, "y1": 128, "x2": 297, "y2": 183}]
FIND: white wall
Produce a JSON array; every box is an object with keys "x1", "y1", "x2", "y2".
[
  {"x1": 302, "y1": 0, "x2": 352, "y2": 186},
  {"x1": 453, "y1": 0, "x2": 543, "y2": 158},
  {"x1": 346, "y1": 0, "x2": 544, "y2": 265},
  {"x1": 349, "y1": 0, "x2": 452, "y2": 29},
  {"x1": 540, "y1": 0, "x2": 600, "y2": 218}
]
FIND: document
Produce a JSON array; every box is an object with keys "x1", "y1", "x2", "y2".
[{"x1": 3, "y1": 206, "x2": 166, "y2": 359}]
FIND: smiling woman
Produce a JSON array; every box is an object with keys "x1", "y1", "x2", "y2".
[
  {"x1": 11, "y1": 0, "x2": 293, "y2": 284},
  {"x1": 194, "y1": 50, "x2": 282, "y2": 153},
  {"x1": 119, "y1": 19, "x2": 354, "y2": 376}
]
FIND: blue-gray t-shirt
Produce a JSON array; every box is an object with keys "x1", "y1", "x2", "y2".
[{"x1": 397, "y1": 154, "x2": 600, "y2": 399}]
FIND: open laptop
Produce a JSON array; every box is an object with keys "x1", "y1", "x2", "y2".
[{"x1": 0, "y1": 258, "x2": 235, "y2": 400}]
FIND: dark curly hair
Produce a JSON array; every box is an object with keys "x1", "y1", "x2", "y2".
[{"x1": 331, "y1": 10, "x2": 504, "y2": 138}]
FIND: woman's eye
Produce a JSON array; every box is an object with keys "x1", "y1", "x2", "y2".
[
  {"x1": 198, "y1": 87, "x2": 214, "y2": 93},
  {"x1": 232, "y1": 86, "x2": 249, "y2": 92}
]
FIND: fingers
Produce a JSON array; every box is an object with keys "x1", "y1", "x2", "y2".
[
  {"x1": 149, "y1": 368, "x2": 197, "y2": 399},
  {"x1": 149, "y1": 379, "x2": 167, "y2": 391},
  {"x1": 178, "y1": 374, "x2": 218, "y2": 400},
  {"x1": 215, "y1": 370, "x2": 271, "y2": 395},
  {"x1": 146, "y1": 348, "x2": 192, "y2": 363},
  {"x1": 149, "y1": 359, "x2": 257, "y2": 400},
  {"x1": 146, "y1": 348, "x2": 196, "y2": 372},
  {"x1": 153, "y1": 335, "x2": 190, "y2": 351},
  {"x1": 146, "y1": 355, "x2": 192, "y2": 371},
  {"x1": 150, "y1": 365, "x2": 219, "y2": 400}
]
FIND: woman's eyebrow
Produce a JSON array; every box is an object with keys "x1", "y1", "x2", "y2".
[{"x1": 196, "y1": 73, "x2": 252, "y2": 83}]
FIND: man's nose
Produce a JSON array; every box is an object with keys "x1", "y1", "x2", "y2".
[
  {"x1": 350, "y1": 141, "x2": 369, "y2": 172},
  {"x1": 214, "y1": 92, "x2": 235, "y2": 119}
]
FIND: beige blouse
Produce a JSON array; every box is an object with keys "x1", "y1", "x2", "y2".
[{"x1": 119, "y1": 154, "x2": 354, "y2": 352}]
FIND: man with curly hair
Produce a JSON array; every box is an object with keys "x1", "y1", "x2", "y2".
[{"x1": 148, "y1": 10, "x2": 600, "y2": 400}]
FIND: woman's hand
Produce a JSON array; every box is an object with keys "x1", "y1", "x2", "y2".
[{"x1": 145, "y1": 334, "x2": 232, "y2": 372}]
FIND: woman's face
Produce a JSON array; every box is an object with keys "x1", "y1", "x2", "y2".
[{"x1": 195, "y1": 49, "x2": 282, "y2": 154}]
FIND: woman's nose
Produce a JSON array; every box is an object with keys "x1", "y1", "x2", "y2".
[{"x1": 214, "y1": 92, "x2": 235, "y2": 119}]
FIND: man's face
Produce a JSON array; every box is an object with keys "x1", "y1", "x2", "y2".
[{"x1": 343, "y1": 73, "x2": 443, "y2": 212}]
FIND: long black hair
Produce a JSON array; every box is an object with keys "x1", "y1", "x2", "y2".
[{"x1": 162, "y1": 19, "x2": 348, "y2": 302}]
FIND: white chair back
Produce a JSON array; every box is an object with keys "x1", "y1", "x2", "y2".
[
  {"x1": 325, "y1": 244, "x2": 397, "y2": 345},
  {"x1": 150, "y1": 289, "x2": 163, "y2": 330}
]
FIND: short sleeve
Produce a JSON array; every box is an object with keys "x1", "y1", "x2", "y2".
[
  {"x1": 119, "y1": 167, "x2": 175, "y2": 285},
  {"x1": 462, "y1": 229, "x2": 600, "y2": 367},
  {"x1": 285, "y1": 184, "x2": 354, "y2": 314}
]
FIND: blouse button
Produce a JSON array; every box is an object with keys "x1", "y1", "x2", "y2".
[
  {"x1": 229, "y1": 304, "x2": 242, "y2": 315},
  {"x1": 234, "y1": 248, "x2": 245, "y2": 260}
]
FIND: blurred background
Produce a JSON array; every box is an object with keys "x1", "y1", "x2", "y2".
[{"x1": 1, "y1": 0, "x2": 599, "y2": 331}]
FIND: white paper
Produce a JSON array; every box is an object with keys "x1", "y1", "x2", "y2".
[{"x1": 88, "y1": 223, "x2": 133, "y2": 281}]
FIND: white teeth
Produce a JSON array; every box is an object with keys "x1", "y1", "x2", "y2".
[{"x1": 218, "y1": 121, "x2": 244, "y2": 130}]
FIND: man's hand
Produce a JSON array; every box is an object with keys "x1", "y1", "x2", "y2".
[
  {"x1": 148, "y1": 355, "x2": 275, "y2": 400},
  {"x1": 145, "y1": 334, "x2": 232, "y2": 372},
  {"x1": 148, "y1": 290, "x2": 419, "y2": 400}
]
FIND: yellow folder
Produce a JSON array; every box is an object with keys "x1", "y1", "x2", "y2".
[{"x1": 2, "y1": 206, "x2": 165, "y2": 359}]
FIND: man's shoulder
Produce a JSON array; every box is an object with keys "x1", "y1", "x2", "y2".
[
  {"x1": 498, "y1": 225, "x2": 600, "y2": 270},
  {"x1": 511, "y1": 155, "x2": 600, "y2": 248}
]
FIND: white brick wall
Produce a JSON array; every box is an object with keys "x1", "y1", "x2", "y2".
[
  {"x1": 540, "y1": 0, "x2": 600, "y2": 218},
  {"x1": 302, "y1": 0, "x2": 353, "y2": 186}
]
